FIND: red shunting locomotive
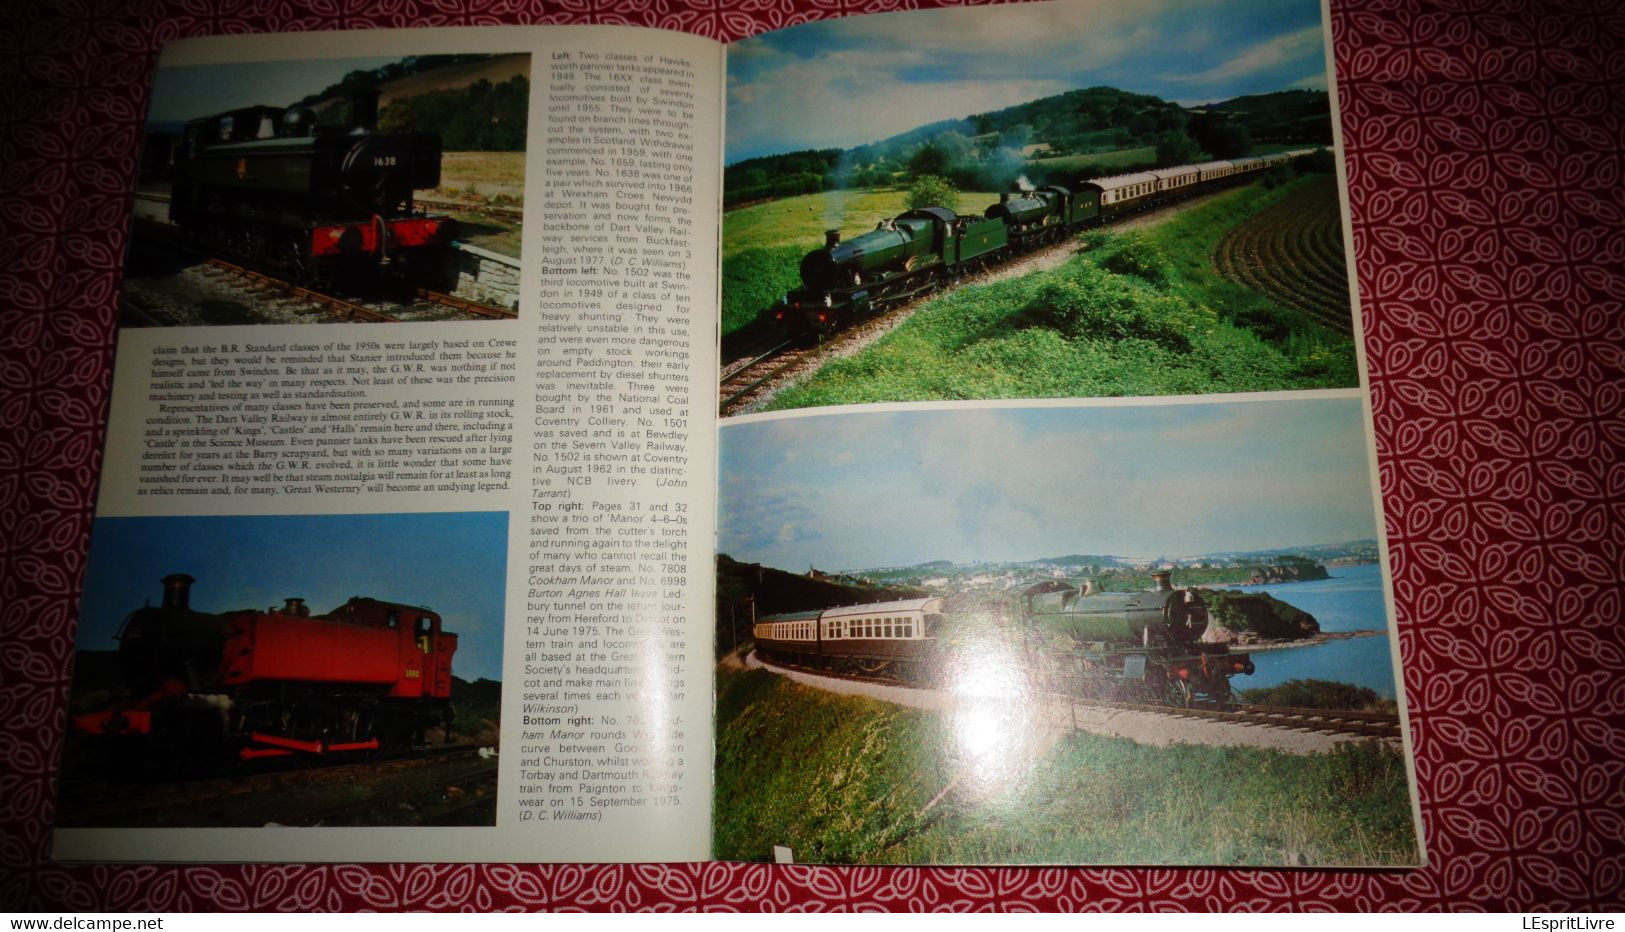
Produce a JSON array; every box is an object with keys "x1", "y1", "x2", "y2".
[{"x1": 76, "y1": 574, "x2": 458, "y2": 762}]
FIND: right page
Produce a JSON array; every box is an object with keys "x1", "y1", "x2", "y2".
[{"x1": 712, "y1": 0, "x2": 1424, "y2": 867}]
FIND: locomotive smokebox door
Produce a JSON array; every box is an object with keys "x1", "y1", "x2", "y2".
[{"x1": 341, "y1": 136, "x2": 418, "y2": 213}]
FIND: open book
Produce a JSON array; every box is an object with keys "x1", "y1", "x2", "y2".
[{"x1": 55, "y1": 0, "x2": 1424, "y2": 867}]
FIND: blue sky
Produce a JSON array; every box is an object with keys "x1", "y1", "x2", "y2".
[
  {"x1": 726, "y1": 0, "x2": 1330, "y2": 163},
  {"x1": 147, "y1": 57, "x2": 405, "y2": 128},
  {"x1": 77, "y1": 512, "x2": 508, "y2": 682},
  {"x1": 718, "y1": 399, "x2": 1378, "y2": 571}
]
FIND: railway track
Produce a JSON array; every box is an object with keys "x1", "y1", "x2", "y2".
[
  {"x1": 128, "y1": 216, "x2": 515, "y2": 323},
  {"x1": 1066, "y1": 696, "x2": 1401, "y2": 739},
  {"x1": 415, "y1": 197, "x2": 523, "y2": 221},
  {"x1": 718, "y1": 274, "x2": 959, "y2": 416},
  {"x1": 135, "y1": 190, "x2": 522, "y2": 224},
  {"x1": 416, "y1": 286, "x2": 517, "y2": 319},
  {"x1": 755, "y1": 652, "x2": 1400, "y2": 741},
  {"x1": 58, "y1": 743, "x2": 497, "y2": 828},
  {"x1": 719, "y1": 339, "x2": 803, "y2": 414},
  {"x1": 201, "y1": 256, "x2": 399, "y2": 321}
]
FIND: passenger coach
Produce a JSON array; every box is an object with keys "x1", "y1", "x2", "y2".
[{"x1": 752, "y1": 597, "x2": 945, "y2": 677}]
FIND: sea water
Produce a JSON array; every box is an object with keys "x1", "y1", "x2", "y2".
[{"x1": 1227, "y1": 562, "x2": 1402, "y2": 698}]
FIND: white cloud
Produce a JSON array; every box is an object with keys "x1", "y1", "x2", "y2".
[{"x1": 1165, "y1": 24, "x2": 1324, "y2": 86}]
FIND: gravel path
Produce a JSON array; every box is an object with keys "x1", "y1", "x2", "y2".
[{"x1": 745, "y1": 651, "x2": 1371, "y2": 756}]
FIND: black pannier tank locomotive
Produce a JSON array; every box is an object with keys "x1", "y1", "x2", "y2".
[{"x1": 169, "y1": 90, "x2": 454, "y2": 284}]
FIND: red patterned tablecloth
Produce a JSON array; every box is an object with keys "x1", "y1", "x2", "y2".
[{"x1": 3, "y1": 0, "x2": 1621, "y2": 912}]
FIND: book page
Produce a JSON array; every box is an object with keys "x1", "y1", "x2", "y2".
[
  {"x1": 54, "y1": 23, "x2": 722, "y2": 863},
  {"x1": 712, "y1": 0, "x2": 1424, "y2": 867}
]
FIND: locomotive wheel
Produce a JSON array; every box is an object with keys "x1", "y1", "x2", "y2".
[{"x1": 1165, "y1": 678, "x2": 1192, "y2": 708}]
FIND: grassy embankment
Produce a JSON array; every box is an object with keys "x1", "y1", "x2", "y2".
[
  {"x1": 762, "y1": 175, "x2": 1357, "y2": 408},
  {"x1": 431, "y1": 151, "x2": 526, "y2": 257},
  {"x1": 714, "y1": 666, "x2": 1417, "y2": 865},
  {"x1": 721, "y1": 187, "x2": 998, "y2": 337}
]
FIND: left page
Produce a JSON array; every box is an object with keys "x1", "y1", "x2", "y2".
[{"x1": 54, "y1": 24, "x2": 724, "y2": 863}]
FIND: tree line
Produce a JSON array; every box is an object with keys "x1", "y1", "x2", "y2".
[{"x1": 725, "y1": 86, "x2": 1333, "y2": 206}]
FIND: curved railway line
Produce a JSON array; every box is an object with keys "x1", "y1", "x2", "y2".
[
  {"x1": 719, "y1": 339, "x2": 802, "y2": 414},
  {"x1": 753, "y1": 652, "x2": 1399, "y2": 743},
  {"x1": 718, "y1": 236, "x2": 1067, "y2": 416}
]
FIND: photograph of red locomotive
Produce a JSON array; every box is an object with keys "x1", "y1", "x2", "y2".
[
  {"x1": 58, "y1": 511, "x2": 505, "y2": 827},
  {"x1": 74, "y1": 573, "x2": 459, "y2": 762}
]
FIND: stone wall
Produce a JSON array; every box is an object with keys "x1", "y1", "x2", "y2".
[{"x1": 452, "y1": 241, "x2": 521, "y2": 309}]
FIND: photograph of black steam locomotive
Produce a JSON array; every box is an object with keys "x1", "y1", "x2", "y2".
[
  {"x1": 123, "y1": 52, "x2": 528, "y2": 326},
  {"x1": 56, "y1": 512, "x2": 506, "y2": 831},
  {"x1": 718, "y1": 0, "x2": 1357, "y2": 416},
  {"x1": 713, "y1": 400, "x2": 1421, "y2": 866}
]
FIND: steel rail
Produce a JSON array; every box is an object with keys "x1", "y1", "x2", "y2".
[
  {"x1": 414, "y1": 287, "x2": 517, "y2": 319},
  {"x1": 755, "y1": 651, "x2": 1400, "y2": 740}
]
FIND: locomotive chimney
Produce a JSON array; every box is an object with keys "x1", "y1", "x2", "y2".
[
  {"x1": 825, "y1": 229, "x2": 840, "y2": 248},
  {"x1": 351, "y1": 88, "x2": 380, "y2": 131},
  {"x1": 160, "y1": 574, "x2": 196, "y2": 610},
  {"x1": 282, "y1": 597, "x2": 309, "y2": 617},
  {"x1": 1151, "y1": 571, "x2": 1173, "y2": 592},
  {"x1": 1081, "y1": 579, "x2": 1097, "y2": 596},
  {"x1": 1000, "y1": 192, "x2": 1011, "y2": 204}
]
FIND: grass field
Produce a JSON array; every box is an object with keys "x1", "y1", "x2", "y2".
[
  {"x1": 1213, "y1": 176, "x2": 1352, "y2": 332},
  {"x1": 760, "y1": 175, "x2": 1357, "y2": 408},
  {"x1": 723, "y1": 187, "x2": 1000, "y2": 257},
  {"x1": 1026, "y1": 146, "x2": 1157, "y2": 176},
  {"x1": 713, "y1": 666, "x2": 1418, "y2": 865},
  {"x1": 431, "y1": 151, "x2": 526, "y2": 206}
]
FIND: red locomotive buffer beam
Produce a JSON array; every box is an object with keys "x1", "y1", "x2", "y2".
[
  {"x1": 242, "y1": 732, "x2": 381, "y2": 760},
  {"x1": 74, "y1": 709, "x2": 152, "y2": 735},
  {"x1": 309, "y1": 216, "x2": 451, "y2": 257}
]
